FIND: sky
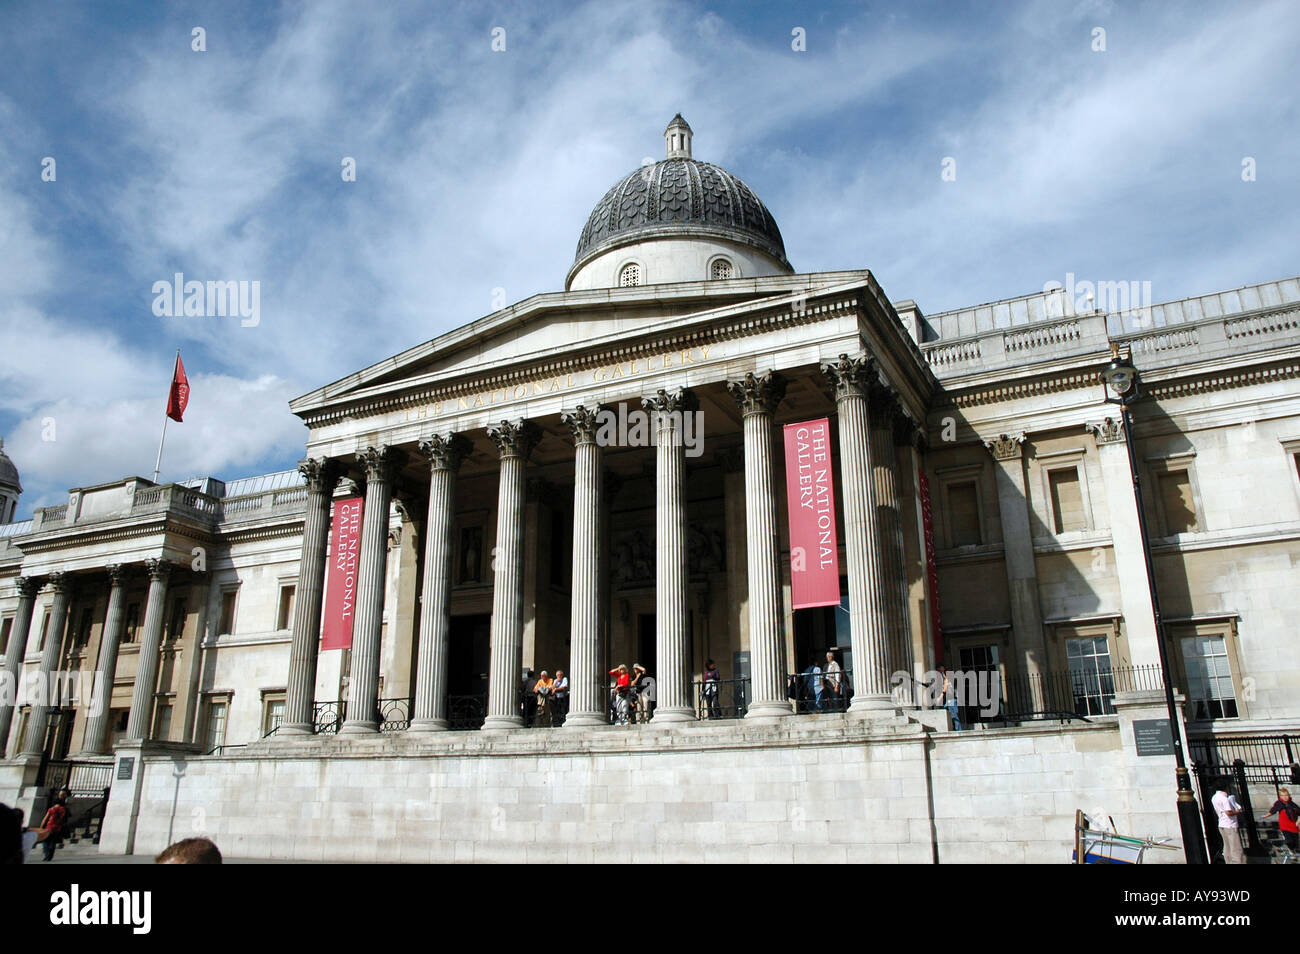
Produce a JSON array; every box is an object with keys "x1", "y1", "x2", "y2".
[{"x1": 1, "y1": 0, "x2": 1297, "y2": 512}]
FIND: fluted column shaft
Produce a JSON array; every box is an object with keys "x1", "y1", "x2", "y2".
[
  {"x1": 411, "y1": 434, "x2": 469, "y2": 731},
  {"x1": 342, "y1": 446, "x2": 401, "y2": 734},
  {"x1": 283, "y1": 458, "x2": 340, "y2": 736},
  {"x1": 124, "y1": 561, "x2": 171, "y2": 742},
  {"x1": 644, "y1": 389, "x2": 697, "y2": 722},
  {"x1": 483, "y1": 421, "x2": 540, "y2": 731},
  {"x1": 21, "y1": 574, "x2": 74, "y2": 756},
  {"x1": 562, "y1": 408, "x2": 605, "y2": 727},
  {"x1": 80, "y1": 566, "x2": 128, "y2": 754},
  {"x1": 728, "y1": 372, "x2": 791, "y2": 719},
  {"x1": 869, "y1": 402, "x2": 914, "y2": 693},
  {"x1": 822, "y1": 355, "x2": 893, "y2": 713},
  {"x1": 0, "y1": 578, "x2": 41, "y2": 756}
]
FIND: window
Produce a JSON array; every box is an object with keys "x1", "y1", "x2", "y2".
[
  {"x1": 1180, "y1": 633, "x2": 1239, "y2": 721},
  {"x1": 1157, "y1": 469, "x2": 1198, "y2": 534},
  {"x1": 38, "y1": 611, "x2": 49, "y2": 651},
  {"x1": 947, "y1": 481, "x2": 982, "y2": 546},
  {"x1": 166, "y1": 595, "x2": 187, "y2": 640},
  {"x1": 709, "y1": 258, "x2": 734, "y2": 280},
  {"x1": 108, "y1": 709, "x2": 129, "y2": 749},
  {"x1": 203, "y1": 699, "x2": 229, "y2": 752},
  {"x1": 1066, "y1": 636, "x2": 1116, "y2": 716},
  {"x1": 0, "y1": 617, "x2": 12, "y2": 658},
  {"x1": 277, "y1": 585, "x2": 296, "y2": 631},
  {"x1": 123, "y1": 602, "x2": 140, "y2": 643},
  {"x1": 262, "y1": 694, "x2": 287, "y2": 737},
  {"x1": 218, "y1": 589, "x2": 238, "y2": 636},
  {"x1": 619, "y1": 263, "x2": 641, "y2": 287},
  {"x1": 1048, "y1": 467, "x2": 1086, "y2": 533},
  {"x1": 74, "y1": 606, "x2": 95, "y2": 648},
  {"x1": 152, "y1": 701, "x2": 173, "y2": 741}
]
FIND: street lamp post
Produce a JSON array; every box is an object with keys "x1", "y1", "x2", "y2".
[{"x1": 1100, "y1": 347, "x2": 1210, "y2": 865}]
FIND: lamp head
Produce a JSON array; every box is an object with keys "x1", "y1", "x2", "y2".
[{"x1": 1101, "y1": 352, "x2": 1139, "y2": 403}]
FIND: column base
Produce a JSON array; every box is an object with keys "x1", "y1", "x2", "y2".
[
  {"x1": 274, "y1": 723, "x2": 315, "y2": 738},
  {"x1": 407, "y1": 719, "x2": 450, "y2": 733},
  {"x1": 480, "y1": 715, "x2": 523, "y2": 732},
  {"x1": 647, "y1": 707, "x2": 694, "y2": 724},
  {"x1": 561, "y1": 712, "x2": 609, "y2": 729},
  {"x1": 338, "y1": 720, "x2": 379, "y2": 735},
  {"x1": 848, "y1": 695, "x2": 899, "y2": 720},
  {"x1": 745, "y1": 700, "x2": 794, "y2": 721}
]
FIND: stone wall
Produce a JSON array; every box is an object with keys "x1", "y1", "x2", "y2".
[{"x1": 97, "y1": 694, "x2": 1186, "y2": 864}]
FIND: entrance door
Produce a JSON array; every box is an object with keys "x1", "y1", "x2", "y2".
[{"x1": 636, "y1": 614, "x2": 656, "y2": 674}]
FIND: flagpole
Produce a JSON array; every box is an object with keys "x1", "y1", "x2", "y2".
[
  {"x1": 152, "y1": 412, "x2": 168, "y2": 484},
  {"x1": 154, "y1": 349, "x2": 180, "y2": 484}
]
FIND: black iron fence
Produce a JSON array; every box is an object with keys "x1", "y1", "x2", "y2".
[
  {"x1": 787, "y1": 668, "x2": 853, "y2": 714},
  {"x1": 696, "y1": 677, "x2": 749, "y2": 720},
  {"x1": 1189, "y1": 734, "x2": 1300, "y2": 784},
  {"x1": 36, "y1": 758, "x2": 114, "y2": 796},
  {"x1": 309, "y1": 698, "x2": 411, "y2": 734},
  {"x1": 974, "y1": 663, "x2": 1166, "y2": 724},
  {"x1": 447, "y1": 694, "x2": 487, "y2": 730}
]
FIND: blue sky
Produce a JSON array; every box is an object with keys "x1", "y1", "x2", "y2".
[{"x1": 1, "y1": 0, "x2": 1297, "y2": 511}]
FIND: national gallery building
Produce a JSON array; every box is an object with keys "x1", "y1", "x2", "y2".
[{"x1": 2, "y1": 117, "x2": 1299, "y2": 863}]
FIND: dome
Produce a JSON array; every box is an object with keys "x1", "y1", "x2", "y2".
[
  {"x1": 567, "y1": 116, "x2": 791, "y2": 289},
  {"x1": 0, "y1": 438, "x2": 19, "y2": 493}
]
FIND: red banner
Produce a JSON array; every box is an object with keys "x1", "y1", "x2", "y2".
[
  {"x1": 321, "y1": 496, "x2": 363, "y2": 651},
  {"x1": 166, "y1": 353, "x2": 189, "y2": 422},
  {"x1": 918, "y1": 467, "x2": 943, "y2": 660},
  {"x1": 783, "y1": 418, "x2": 841, "y2": 609}
]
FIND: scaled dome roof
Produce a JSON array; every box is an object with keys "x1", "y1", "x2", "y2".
[{"x1": 570, "y1": 116, "x2": 789, "y2": 280}]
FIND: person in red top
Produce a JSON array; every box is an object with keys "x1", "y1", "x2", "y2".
[
  {"x1": 39, "y1": 795, "x2": 68, "y2": 862},
  {"x1": 609, "y1": 664, "x2": 632, "y2": 725},
  {"x1": 1265, "y1": 787, "x2": 1299, "y2": 851}
]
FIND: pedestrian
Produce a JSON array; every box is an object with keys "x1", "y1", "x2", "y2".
[
  {"x1": 823, "y1": 651, "x2": 843, "y2": 711},
  {"x1": 554, "y1": 669, "x2": 569, "y2": 724},
  {"x1": 804, "y1": 660, "x2": 824, "y2": 713},
  {"x1": 609, "y1": 664, "x2": 632, "y2": 725},
  {"x1": 1211, "y1": 778, "x2": 1247, "y2": 864},
  {"x1": 936, "y1": 664, "x2": 962, "y2": 731},
  {"x1": 521, "y1": 668, "x2": 536, "y2": 727},
  {"x1": 703, "y1": 660, "x2": 721, "y2": 719},
  {"x1": 156, "y1": 837, "x2": 223, "y2": 864},
  {"x1": 534, "y1": 671, "x2": 556, "y2": 727},
  {"x1": 39, "y1": 794, "x2": 68, "y2": 862},
  {"x1": 1265, "y1": 787, "x2": 1299, "y2": 852},
  {"x1": 635, "y1": 666, "x2": 657, "y2": 722}
]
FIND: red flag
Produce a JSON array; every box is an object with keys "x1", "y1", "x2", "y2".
[{"x1": 166, "y1": 353, "x2": 190, "y2": 422}]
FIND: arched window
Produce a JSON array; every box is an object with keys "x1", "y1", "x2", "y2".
[
  {"x1": 619, "y1": 263, "x2": 642, "y2": 287},
  {"x1": 710, "y1": 258, "x2": 734, "y2": 280}
]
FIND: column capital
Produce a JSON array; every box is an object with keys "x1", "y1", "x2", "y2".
[
  {"x1": 105, "y1": 564, "x2": 130, "y2": 587},
  {"x1": 143, "y1": 558, "x2": 173, "y2": 583},
  {"x1": 726, "y1": 370, "x2": 786, "y2": 417},
  {"x1": 15, "y1": 576, "x2": 42, "y2": 599},
  {"x1": 641, "y1": 387, "x2": 699, "y2": 416},
  {"x1": 984, "y1": 432, "x2": 1026, "y2": 460},
  {"x1": 1086, "y1": 417, "x2": 1125, "y2": 444},
  {"x1": 298, "y1": 457, "x2": 343, "y2": 494},
  {"x1": 560, "y1": 405, "x2": 603, "y2": 445},
  {"x1": 418, "y1": 433, "x2": 472, "y2": 472},
  {"x1": 820, "y1": 353, "x2": 875, "y2": 401},
  {"x1": 358, "y1": 445, "x2": 404, "y2": 484},
  {"x1": 45, "y1": 571, "x2": 73, "y2": 595},
  {"x1": 487, "y1": 419, "x2": 541, "y2": 460}
]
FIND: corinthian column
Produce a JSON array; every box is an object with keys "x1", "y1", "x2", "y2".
[
  {"x1": 410, "y1": 433, "x2": 470, "y2": 731},
  {"x1": 482, "y1": 420, "x2": 540, "y2": 731},
  {"x1": 643, "y1": 388, "x2": 698, "y2": 723},
  {"x1": 727, "y1": 371, "x2": 791, "y2": 720},
  {"x1": 561, "y1": 406, "x2": 606, "y2": 728},
  {"x1": 342, "y1": 445, "x2": 403, "y2": 734},
  {"x1": 821, "y1": 354, "x2": 893, "y2": 715},
  {"x1": 124, "y1": 560, "x2": 171, "y2": 742},
  {"x1": 0, "y1": 577, "x2": 41, "y2": 756},
  {"x1": 869, "y1": 385, "x2": 913, "y2": 695},
  {"x1": 21, "y1": 573, "x2": 74, "y2": 756},
  {"x1": 282, "y1": 458, "x2": 341, "y2": 736},
  {"x1": 80, "y1": 565, "x2": 129, "y2": 755}
]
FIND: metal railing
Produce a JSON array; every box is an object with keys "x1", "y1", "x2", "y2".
[
  {"x1": 447, "y1": 694, "x2": 487, "y2": 731},
  {"x1": 976, "y1": 663, "x2": 1165, "y2": 724},
  {"x1": 309, "y1": 698, "x2": 410, "y2": 734},
  {"x1": 696, "y1": 677, "x2": 749, "y2": 720},
  {"x1": 36, "y1": 758, "x2": 114, "y2": 795},
  {"x1": 787, "y1": 668, "x2": 853, "y2": 714},
  {"x1": 1190, "y1": 734, "x2": 1300, "y2": 788}
]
